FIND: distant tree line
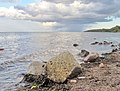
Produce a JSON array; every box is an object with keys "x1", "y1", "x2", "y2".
[{"x1": 86, "y1": 25, "x2": 120, "y2": 32}]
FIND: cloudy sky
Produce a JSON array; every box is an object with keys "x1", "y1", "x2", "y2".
[{"x1": 0, "y1": 0, "x2": 120, "y2": 32}]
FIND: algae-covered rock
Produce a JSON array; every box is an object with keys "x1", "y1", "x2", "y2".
[
  {"x1": 28, "y1": 61, "x2": 46, "y2": 75},
  {"x1": 46, "y1": 51, "x2": 81, "y2": 83}
]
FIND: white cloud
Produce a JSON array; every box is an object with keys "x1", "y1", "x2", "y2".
[
  {"x1": 44, "y1": 0, "x2": 74, "y2": 4},
  {"x1": 0, "y1": 6, "x2": 31, "y2": 19},
  {"x1": 14, "y1": 1, "x2": 109, "y2": 23},
  {"x1": 42, "y1": 22, "x2": 60, "y2": 27},
  {"x1": 0, "y1": 0, "x2": 120, "y2": 31},
  {"x1": 0, "y1": 0, "x2": 20, "y2": 3}
]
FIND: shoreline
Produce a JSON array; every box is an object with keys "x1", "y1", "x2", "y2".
[{"x1": 16, "y1": 50, "x2": 120, "y2": 91}]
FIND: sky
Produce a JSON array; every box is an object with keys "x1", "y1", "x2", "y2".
[{"x1": 0, "y1": 0, "x2": 120, "y2": 32}]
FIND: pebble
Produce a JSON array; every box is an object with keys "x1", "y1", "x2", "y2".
[
  {"x1": 0, "y1": 48, "x2": 4, "y2": 51},
  {"x1": 70, "y1": 80, "x2": 77, "y2": 83},
  {"x1": 112, "y1": 48, "x2": 118, "y2": 52},
  {"x1": 77, "y1": 76, "x2": 86, "y2": 80},
  {"x1": 73, "y1": 44, "x2": 79, "y2": 47},
  {"x1": 116, "y1": 64, "x2": 120, "y2": 67},
  {"x1": 99, "y1": 63, "x2": 106, "y2": 68}
]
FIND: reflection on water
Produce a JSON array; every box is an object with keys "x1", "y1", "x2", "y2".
[{"x1": 0, "y1": 32, "x2": 120, "y2": 90}]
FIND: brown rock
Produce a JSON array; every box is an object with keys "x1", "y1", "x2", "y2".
[
  {"x1": 84, "y1": 52, "x2": 99, "y2": 62},
  {"x1": 99, "y1": 63, "x2": 105, "y2": 68}
]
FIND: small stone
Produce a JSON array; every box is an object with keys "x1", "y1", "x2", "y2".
[
  {"x1": 16, "y1": 74, "x2": 25, "y2": 83},
  {"x1": 70, "y1": 80, "x2": 77, "y2": 83},
  {"x1": 84, "y1": 52, "x2": 99, "y2": 62},
  {"x1": 27, "y1": 61, "x2": 46, "y2": 75},
  {"x1": 91, "y1": 42, "x2": 98, "y2": 45},
  {"x1": 99, "y1": 63, "x2": 105, "y2": 68},
  {"x1": 116, "y1": 63, "x2": 120, "y2": 67},
  {"x1": 79, "y1": 50, "x2": 89, "y2": 57},
  {"x1": 77, "y1": 76, "x2": 86, "y2": 79},
  {"x1": 46, "y1": 51, "x2": 81, "y2": 83},
  {"x1": 19, "y1": 83, "x2": 26, "y2": 87},
  {"x1": 0, "y1": 48, "x2": 4, "y2": 51},
  {"x1": 111, "y1": 45, "x2": 116, "y2": 47},
  {"x1": 73, "y1": 44, "x2": 79, "y2": 47},
  {"x1": 112, "y1": 48, "x2": 118, "y2": 52}
]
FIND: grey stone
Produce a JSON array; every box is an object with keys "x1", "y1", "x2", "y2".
[
  {"x1": 46, "y1": 51, "x2": 81, "y2": 83},
  {"x1": 79, "y1": 50, "x2": 89, "y2": 57},
  {"x1": 27, "y1": 61, "x2": 46, "y2": 75}
]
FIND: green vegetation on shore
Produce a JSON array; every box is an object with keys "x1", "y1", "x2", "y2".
[{"x1": 86, "y1": 25, "x2": 120, "y2": 32}]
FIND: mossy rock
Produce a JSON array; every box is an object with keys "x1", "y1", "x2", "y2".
[{"x1": 46, "y1": 51, "x2": 81, "y2": 83}]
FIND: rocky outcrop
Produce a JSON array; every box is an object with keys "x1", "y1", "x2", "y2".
[{"x1": 46, "y1": 51, "x2": 81, "y2": 83}]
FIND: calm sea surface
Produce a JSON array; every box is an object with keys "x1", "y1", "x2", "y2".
[{"x1": 0, "y1": 32, "x2": 120, "y2": 90}]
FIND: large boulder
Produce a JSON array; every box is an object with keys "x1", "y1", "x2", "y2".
[
  {"x1": 46, "y1": 51, "x2": 81, "y2": 83},
  {"x1": 27, "y1": 61, "x2": 46, "y2": 76}
]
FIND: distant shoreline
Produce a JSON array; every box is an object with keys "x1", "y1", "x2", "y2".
[{"x1": 85, "y1": 25, "x2": 120, "y2": 32}]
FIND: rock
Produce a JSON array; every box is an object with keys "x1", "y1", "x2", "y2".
[
  {"x1": 99, "y1": 63, "x2": 106, "y2": 68},
  {"x1": 116, "y1": 64, "x2": 120, "y2": 67},
  {"x1": 79, "y1": 50, "x2": 89, "y2": 57},
  {"x1": 22, "y1": 74, "x2": 47, "y2": 85},
  {"x1": 46, "y1": 51, "x2": 81, "y2": 83},
  {"x1": 77, "y1": 76, "x2": 86, "y2": 80},
  {"x1": 91, "y1": 42, "x2": 98, "y2": 45},
  {"x1": 0, "y1": 48, "x2": 4, "y2": 51},
  {"x1": 16, "y1": 73, "x2": 25, "y2": 84},
  {"x1": 73, "y1": 44, "x2": 79, "y2": 47},
  {"x1": 69, "y1": 80, "x2": 77, "y2": 83},
  {"x1": 103, "y1": 41, "x2": 112, "y2": 45},
  {"x1": 112, "y1": 48, "x2": 118, "y2": 52},
  {"x1": 28, "y1": 61, "x2": 46, "y2": 76},
  {"x1": 84, "y1": 52, "x2": 99, "y2": 62},
  {"x1": 111, "y1": 44, "x2": 118, "y2": 47},
  {"x1": 98, "y1": 42, "x2": 103, "y2": 45}
]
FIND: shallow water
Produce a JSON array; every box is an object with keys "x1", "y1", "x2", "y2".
[{"x1": 0, "y1": 32, "x2": 120, "y2": 90}]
